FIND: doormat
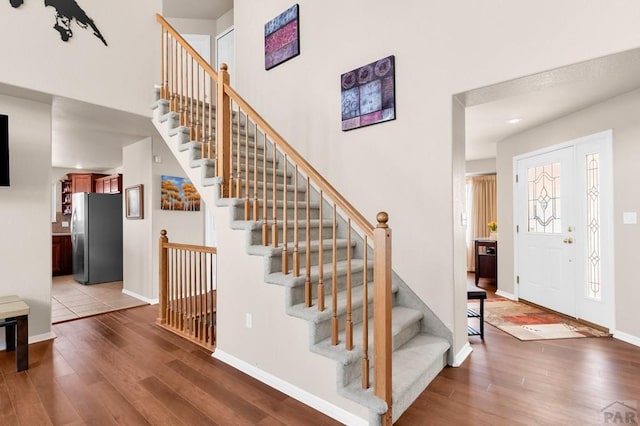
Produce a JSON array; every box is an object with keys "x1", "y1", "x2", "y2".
[{"x1": 469, "y1": 297, "x2": 609, "y2": 341}]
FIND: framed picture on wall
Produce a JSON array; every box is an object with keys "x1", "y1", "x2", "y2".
[
  {"x1": 125, "y1": 184, "x2": 144, "y2": 219},
  {"x1": 341, "y1": 55, "x2": 396, "y2": 131},
  {"x1": 264, "y1": 4, "x2": 300, "y2": 70},
  {"x1": 160, "y1": 175, "x2": 201, "y2": 211}
]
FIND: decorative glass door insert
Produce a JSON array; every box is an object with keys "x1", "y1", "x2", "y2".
[{"x1": 527, "y1": 162, "x2": 561, "y2": 234}]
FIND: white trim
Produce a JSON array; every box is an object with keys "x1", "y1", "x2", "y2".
[
  {"x1": 495, "y1": 289, "x2": 517, "y2": 300},
  {"x1": 213, "y1": 349, "x2": 368, "y2": 426},
  {"x1": 452, "y1": 342, "x2": 473, "y2": 367},
  {"x1": 30, "y1": 331, "x2": 56, "y2": 344},
  {"x1": 122, "y1": 289, "x2": 158, "y2": 305},
  {"x1": 512, "y1": 130, "x2": 613, "y2": 162},
  {"x1": 0, "y1": 331, "x2": 56, "y2": 351},
  {"x1": 613, "y1": 330, "x2": 640, "y2": 348}
]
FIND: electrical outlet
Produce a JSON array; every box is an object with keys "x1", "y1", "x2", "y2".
[
  {"x1": 245, "y1": 313, "x2": 252, "y2": 329},
  {"x1": 62, "y1": 221, "x2": 69, "y2": 227}
]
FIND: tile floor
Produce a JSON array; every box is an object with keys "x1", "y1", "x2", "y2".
[{"x1": 51, "y1": 275, "x2": 148, "y2": 323}]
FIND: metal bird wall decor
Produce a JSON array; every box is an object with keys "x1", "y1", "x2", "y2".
[{"x1": 8, "y1": 0, "x2": 107, "y2": 46}]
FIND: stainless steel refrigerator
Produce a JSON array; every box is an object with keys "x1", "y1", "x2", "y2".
[{"x1": 71, "y1": 192, "x2": 123, "y2": 285}]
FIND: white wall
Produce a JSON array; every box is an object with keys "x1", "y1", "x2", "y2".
[
  {"x1": 122, "y1": 139, "x2": 154, "y2": 300},
  {"x1": 0, "y1": 1, "x2": 161, "y2": 116},
  {"x1": 217, "y1": 9, "x2": 234, "y2": 34},
  {"x1": 122, "y1": 135, "x2": 204, "y2": 302},
  {"x1": 466, "y1": 158, "x2": 497, "y2": 175},
  {"x1": 150, "y1": 136, "x2": 205, "y2": 299},
  {"x1": 497, "y1": 88, "x2": 640, "y2": 340},
  {"x1": 232, "y1": 0, "x2": 640, "y2": 357},
  {"x1": 166, "y1": 17, "x2": 217, "y2": 65},
  {"x1": 0, "y1": 94, "x2": 53, "y2": 342}
]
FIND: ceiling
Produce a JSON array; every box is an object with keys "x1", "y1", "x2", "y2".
[
  {"x1": 162, "y1": 0, "x2": 233, "y2": 20},
  {"x1": 463, "y1": 47, "x2": 640, "y2": 161},
  {"x1": 51, "y1": 97, "x2": 154, "y2": 171}
]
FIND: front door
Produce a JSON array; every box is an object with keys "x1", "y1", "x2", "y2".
[{"x1": 516, "y1": 131, "x2": 613, "y2": 328}]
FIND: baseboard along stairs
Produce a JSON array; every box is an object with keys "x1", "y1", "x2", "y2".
[{"x1": 152, "y1": 16, "x2": 452, "y2": 425}]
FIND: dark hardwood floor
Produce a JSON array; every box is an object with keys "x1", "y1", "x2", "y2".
[
  {"x1": 397, "y1": 276, "x2": 640, "y2": 425},
  {"x1": 0, "y1": 305, "x2": 341, "y2": 425},
  {"x1": 1, "y1": 287, "x2": 639, "y2": 425}
]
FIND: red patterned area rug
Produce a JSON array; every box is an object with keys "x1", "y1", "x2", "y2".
[{"x1": 470, "y1": 297, "x2": 609, "y2": 341}]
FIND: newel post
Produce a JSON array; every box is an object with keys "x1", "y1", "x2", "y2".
[
  {"x1": 158, "y1": 230, "x2": 169, "y2": 325},
  {"x1": 216, "y1": 63, "x2": 232, "y2": 197},
  {"x1": 373, "y1": 212, "x2": 392, "y2": 425}
]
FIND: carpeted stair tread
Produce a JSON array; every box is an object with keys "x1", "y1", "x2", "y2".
[
  {"x1": 266, "y1": 259, "x2": 372, "y2": 287},
  {"x1": 288, "y1": 281, "x2": 376, "y2": 323},
  {"x1": 247, "y1": 237, "x2": 354, "y2": 261},
  {"x1": 340, "y1": 334, "x2": 450, "y2": 419},
  {"x1": 313, "y1": 306, "x2": 424, "y2": 363}
]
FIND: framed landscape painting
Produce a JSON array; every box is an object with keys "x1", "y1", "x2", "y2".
[
  {"x1": 161, "y1": 175, "x2": 201, "y2": 211},
  {"x1": 265, "y1": 4, "x2": 300, "y2": 70},
  {"x1": 341, "y1": 55, "x2": 396, "y2": 131}
]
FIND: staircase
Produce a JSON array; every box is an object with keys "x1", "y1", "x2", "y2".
[{"x1": 152, "y1": 15, "x2": 452, "y2": 425}]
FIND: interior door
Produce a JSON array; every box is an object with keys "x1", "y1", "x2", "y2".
[
  {"x1": 216, "y1": 26, "x2": 235, "y2": 86},
  {"x1": 516, "y1": 132, "x2": 614, "y2": 328},
  {"x1": 517, "y1": 147, "x2": 576, "y2": 316}
]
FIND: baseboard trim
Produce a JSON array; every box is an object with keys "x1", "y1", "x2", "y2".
[
  {"x1": 213, "y1": 349, "x2": 367, "y2": 426},
  {"x1": 613, "y1": 330, "x2": 640, "y2": 348},
  {"x1": 0, "y1": 331, "x2": 56, "y2": 351},
  {"x1": 122, "y1": 289, "x2": 158, "y2": 305},
  {"x1": 495, "y1": 289, "x2": 517, "y2": 300},
  {"x1": 452, "y1": 342, "x2": 473, "y2": 367}
]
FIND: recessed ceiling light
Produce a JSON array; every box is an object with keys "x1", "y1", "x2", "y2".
[{"x1": 505, "y1": 118, "x2": 522, "y2": 124}]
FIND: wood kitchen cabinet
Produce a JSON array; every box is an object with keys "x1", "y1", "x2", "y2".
[
  {"x1": 63, "y1": 173, "x2": 110, "y2": 215},
  {"x1": 95, "y1": 174, "x2": 122, "y2": 194},
  {"x1": 52, "y1": 234, "x2": 72, "y2": 276},
  {"x1": 69, "y1": 173, "x2": 106, "y2": 193}
]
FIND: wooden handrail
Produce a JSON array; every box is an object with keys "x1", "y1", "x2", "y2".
[
  {"x1": 163, "y1": 241, "x2": 217, "y2": 254},
  {"x1": 156, "y1": 12, "x2": 373, "y2": 237},
  {"x1": 222, "y1": 83, "x2": 375, "y2": 238},
  {"x1": 156, "y1": 14, "x2": 219, "y2": 84},
  {"x1": 156, "y1": 16, "x2": 392, "y2": 422}
]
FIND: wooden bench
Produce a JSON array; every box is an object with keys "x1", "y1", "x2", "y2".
[
  {"x1": 467, "y1": 285, "x2": 487, "y2": 340},
  {"x1": 0, "y1": 295, "x2": 29, "y2": 371}
]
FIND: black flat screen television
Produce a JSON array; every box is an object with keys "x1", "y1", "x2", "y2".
[{"x1": 0, "y1": 114, "x2": 8, "y2": 186}]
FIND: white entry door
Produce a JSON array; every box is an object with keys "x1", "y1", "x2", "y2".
[
  {"x1": 516, "y1": 131, "x2": 614, "y2": 328},
  {"x1": 517, "y1": 147, "x2": 576, "y2": 316}
]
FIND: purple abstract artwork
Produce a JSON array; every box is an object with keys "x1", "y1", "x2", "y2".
[
  {"x1": 341, "y1": 55, "x2": 396, "y2": 131},
  {"x1": 265, "y1": 4, "x2": 300, "y2": 70}
]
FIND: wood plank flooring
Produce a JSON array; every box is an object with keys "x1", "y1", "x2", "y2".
[
  {"x1": 0, "y1": 305, "x2": 341, "y2": 425},
  {"x1": 397, "y1": 279, "x2": 640, "y2": 425},
  {"x1": 2, "y1": 284, "x2": 640, "y2": 425}
]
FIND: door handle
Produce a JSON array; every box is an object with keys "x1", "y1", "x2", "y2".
[{"x1": 563, "y1": 237, "x2": 574, "y2": 244}]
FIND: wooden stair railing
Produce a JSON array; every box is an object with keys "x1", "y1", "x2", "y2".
[
  {"x1": 157, "y1": 14, "x2": 393, "y2": 423},
  {"x1": 157, "y1": 230, "x2": 217, "y2": 351}
]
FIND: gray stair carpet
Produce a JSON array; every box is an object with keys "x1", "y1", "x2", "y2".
[{"x1": 152, "y1": 93, "x2": 452, "y2": 425}]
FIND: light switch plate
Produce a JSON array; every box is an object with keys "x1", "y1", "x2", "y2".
[
  {"x1": 623, "y1": 212, "x2": 637, "y2": 225},
  {"x1": 62, "y1": 221, "x2": 69, "y2": 227}
]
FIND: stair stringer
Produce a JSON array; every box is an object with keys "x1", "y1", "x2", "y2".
[{"x1": 152, "y1": 98, "x2": 453, "y2": 425}]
